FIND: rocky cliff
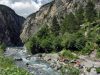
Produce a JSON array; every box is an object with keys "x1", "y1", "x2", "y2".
[
  {"x1": 20, "y1": 0, "x2": 100, "y2": 42},
  {"x1": 0, "y1": 5, "x2": 25, "y2": 46}
]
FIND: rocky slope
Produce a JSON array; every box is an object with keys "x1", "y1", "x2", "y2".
[
  {"x1": 21, "y1": 0, "x2": 100, "y2": 42},
  {"x1": 0, "y1": 5, "x2": 25, "y2": 46}
]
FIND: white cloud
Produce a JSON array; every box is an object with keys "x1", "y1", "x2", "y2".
[{"x1": 0, "y1": 0, "x2": 52, "y2": 17}]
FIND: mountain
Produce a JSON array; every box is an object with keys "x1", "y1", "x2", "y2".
[
  {"x1": 0, "y1": 5, "x2": 25, "y2": 46},
  {"x1": 20, "y1": 0, "x2": 100, "y2": 42},
  {"x1": 20, "y1": 0, "x2": 100, "y2": 55}
]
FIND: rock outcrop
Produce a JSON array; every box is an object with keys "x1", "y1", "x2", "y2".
[
  {"x1": 0, "y1": 5, "x2": 25, "y2": 46},
  {"x1": 20, "y1": 0, "x2": 100, "y2": 42}
]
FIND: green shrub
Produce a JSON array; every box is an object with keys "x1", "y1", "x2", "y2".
[
  {"x1": 67, "y1": 67, "x2": 80, "y2": 75},
  {"x1": 40, "y1": 37, "x2": 53, "y2": 53},
  {"x1": 0, "y1": 43, "x2": 6, "y2": 54},
  {"x1": 96, "y1": 48, "x2": 100, "y2": 58},
  {"x1": 0, "y1": 67, "x2": 30, "y2": 75},
  {"x1": 37, "y1": 25, "x2": 49, "y2": 38},
  {"x1": 84, "y1": 1, "x2": 96, "y2": 22},
  {"x1": 0, "y1": 56, "x2": 30, "y2": 75},
  {"x1": 96, "y1": 67, "x2": 100, "y2": 73},
  {"x1": 75, "y1": 5, "x2": 84, "y2": 24},
  {"x1": 81, "y1": 41, "x2": 94, "y2": 55},
  {"x1": 51, "y1": 16, "x2": 60, "y2": 36},
  {"x1": 61, "y1": 13, "x2": 79, "y2": 34},
  {"x1": 60, "y1": 49, "x2": 78, "y2": 60},
  {"x1": 52, "y1": 36, "x2": 63, "y2": 52},
  {"x1": 62, "y1": 33, "x2": 86, "y2": 51}
]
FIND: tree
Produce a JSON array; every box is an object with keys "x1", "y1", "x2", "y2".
[
  {"x1": 75, "y1": 5, "x2": 84, "y2": 25},
  {"x1": 84, "y1": 1, "x2": 96, "y2": 22},
  {"x1": 37, "y1": 25, "x2": 49, "y2": 38},
  {"x1": 51, "y1": 16, "x2": 60, "y2": 36},
  {"x1": 61, "y1": 13, "x2": 79, "y2": 33}
]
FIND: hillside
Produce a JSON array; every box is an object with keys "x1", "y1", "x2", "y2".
[
  {"x1": 0, "y1": 5, "x2": 25, "y2": 46},
  {"x1": 20, "y1": 0, "x2": 100, "y2": 55}
]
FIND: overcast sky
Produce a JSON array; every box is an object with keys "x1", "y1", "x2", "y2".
[{"x1": 0, "y1": 0, "x2": 52, "y2": 17}]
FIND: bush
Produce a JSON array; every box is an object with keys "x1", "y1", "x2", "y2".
[
  {"x1": 0, "y1": 43, "x2": 6, "y2": 54},
  {"x1": 52, "y1": 36, "x2": 63, "y2": 52},
  {"x1": 51, "y1": 16, "x2": 60, "y2": 36},
  {"x1": 61, "y1": 13, "x2": 79, "y2": 34},
  {"x1": 25, "y1": 36, "x2": 40, "y2": 54},
  {"x1": 60, "y1": 49, "x2": 78, "y2": 60},
  {"x1": 40, "y1": 37, "x2": 53, "y2": 53},
  {"x1": 96, "y1": 48, "x2": 100, "y2": 58},
  {"x1": 84, "y1": 1, "x2": 96, "y2": 22},
  {"x1": 81, "y1": 41, "x2": 94, "y2": 55},
  {"x1": 67, "y1": 67, "x2": 80, "y2": 75},
  {"x1": 62, "y1": 33, "x2": 86, "y2": 51},
  {"x1": 96, "y1": 67, "x2": 100, "y2": 73},
  {"x1": 0, "y1": 55, "x2": 30, "y2": 75},
  {"x1": 26, "y1": 31, "x2": 63, "y2": 54},
  {"x1": 37, "y1": 25, "x2": 49, "y2": 38},
  {"x1": 0, "y1": 67, "x2": 30, "y2": 75}
]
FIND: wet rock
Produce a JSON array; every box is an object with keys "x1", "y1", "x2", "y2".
[
  {"x1": 90, "y1": 68, "x2": 97, "y2": 75},
  {"x1": 15, "y1": 58, "x2": 22, "y2": 61}
]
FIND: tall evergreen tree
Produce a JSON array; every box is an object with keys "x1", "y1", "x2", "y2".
[
  {"x1": 61, "y1": 13, "x2": 79, "y2": 33},
  {"x1": 51, "y1": 16, "x2": 60, "y2": 36},
  {"x1": 84, "y1": 1, "x2": 96, "y2": 22},
  {"x1": 75, "y1": 6, "x2": 84, "y2": 25}
]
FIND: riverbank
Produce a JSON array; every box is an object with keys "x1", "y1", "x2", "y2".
[
  {"x1": 0, "y1": 48, "x2": 30, "y2": 75},
  {"x1": 3, "y1": 47, "x2": 100, "y2": 75}
]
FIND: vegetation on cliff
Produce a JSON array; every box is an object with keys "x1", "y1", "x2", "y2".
[{"x1": 25, "y1": 1, "x2": 100, "y2": 58}]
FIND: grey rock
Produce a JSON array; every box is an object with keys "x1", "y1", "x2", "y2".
[
  {"x1": 0, "y1": 5, "x2": 25, "y2": 46},
  {"x1": 21, "y1": 0, "x2": 100, "y2": 42}
]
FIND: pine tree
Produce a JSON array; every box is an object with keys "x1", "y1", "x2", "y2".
[
  {"x1": 61, "y1": 13, "x2": 79, "y2": 33},
  {"x1": 75, "y1": 6, "x2": 84, "y2": 25},
  {"x1": 84, "y1": 1, "x2": 96, "y2": 22},
  {"x1": 51, "y1": 16, "x2": 60, "y2": 36}
]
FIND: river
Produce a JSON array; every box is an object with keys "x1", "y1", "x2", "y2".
[{"x1": 4, "y1": 47, "x2": 61, "y2": 75}]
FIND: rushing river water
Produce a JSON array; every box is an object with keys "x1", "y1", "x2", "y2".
[{"x1": 4, "y1": 47, "x2": 61, "y2": 75}]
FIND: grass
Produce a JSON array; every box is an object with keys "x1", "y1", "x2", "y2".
[
  {"x1": 0, "y1": 44, "x2": 31, "y2": 75},
  {"x1": 0, "y1": 43, "x2": 6, "y2": 54},
  {"x1": 96, "y1": 48, "x2": 100, "y2": 58},
  {"x1": 67, "y1": 67, "x2": 80, "y2": 75},
  {"x1": 60, "y1": 49, "x2": 78, "y2": 60},
  {"x1": 0, "y1": 55, "x2": 31, "y2": 75},
  {"x1": 96, "y1": 67, "x2": 100, "y2": 73},
  {"x1": 61, "y1": 65, "x2": 80, "y2": 75}
]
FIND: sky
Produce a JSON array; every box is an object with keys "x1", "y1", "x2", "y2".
[{"x1": 0, "y1": 0, "x2": 52, "y2": 17}]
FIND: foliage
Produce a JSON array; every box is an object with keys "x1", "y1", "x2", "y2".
[
  {"x1": 61, "y1": 32, "x2": 86, "y2": 51},
  {"x1": 37, "y1": 25, "x2": 49, "y2": 38},
  {"x1": 60, "y1": 49, "x2": 78, "y2": 60},
  {"x1": 0, "y1": 43, "x2": 6, "y2": 54},
  {"x1": 25, "y1": 0, "x2": 100, "y2": 56},
  {"x1": 67, "y1": 67, "x2": 80, "y2": 75},
  {"x1": 75, "y1": 5, "x2": 84, "y2": 25},
  {"x1": 61, "y1": 66, "x2": 80, "y2": 75},
  {"x1": 96, "y1": 48, "x2": 100, "y2": 58},
  {"x1": 96, "y1": 67, "x2": 100, "y2": 73},
  {"x1": 81, "y1": 41, "x2": 94, "y2": 55},
  {"x1": 61, "y1": 13, "x2": 79, "y2": 33},
  {"x1": 84, "y1": 1, "x2": 96, "y2": 22},
  {"x1": 51, "y1": 16, "x2": 60, "y2": 36},
  {"x1": 0, "y1": 55, "x2": 30, "y2": 75},
  {"x1": 0, "y1": 67, "x2": 30, "y2": 75}
]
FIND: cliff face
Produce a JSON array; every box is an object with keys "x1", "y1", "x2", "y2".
[
  {"x1": 0, "y1": 5, "x2": 25, "y2": 46},
  {"x1": 20, "y1": 0, "x2": 100, "y2": 42}
]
